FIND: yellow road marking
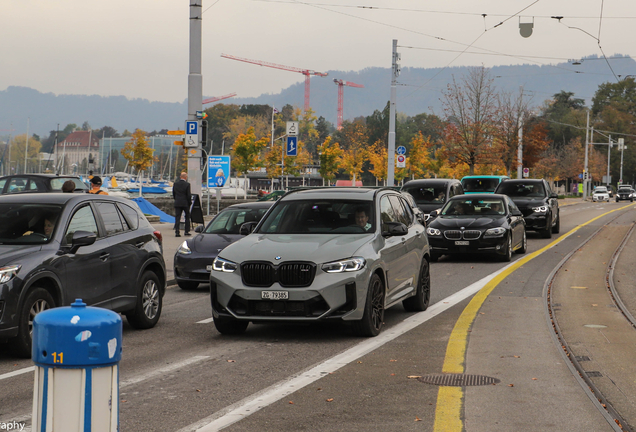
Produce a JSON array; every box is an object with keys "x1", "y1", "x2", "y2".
[
  {"x1": 433, "y1": 203, "x2": 633, "y2": 431},
  {"x1": 571, "y1": 286, "x2": 588, "y2": 289}
]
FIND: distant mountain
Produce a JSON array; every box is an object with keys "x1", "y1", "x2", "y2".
[{"x1": 1, "y1": 55, "x2": 633, "y2": 138}]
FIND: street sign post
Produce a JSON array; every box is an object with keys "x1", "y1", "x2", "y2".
[
  {"x1": 523, "y1": 167, "x2": 529, "y2": 178},
  {"x1": 185, "y1": 121, "x2": 199, "y2": 148},
  {"x1": 396, "y1": 154, "x2": 406, "y2": 168},
  {"x1": 286, "y1": 122, "x2": 299, "y2": 136},
  {"x1": 396, "y1": 146, "x2": 406, "y2": 155},
  {"x1": 286, "y1": 136, "x2": 298, "y2": 156},
  {"x1": 208, "y1": 156, "x2": 231, "y2": 188},
  {"x1": 167, "y1": 130, "x2": 185, "y2": 136}
]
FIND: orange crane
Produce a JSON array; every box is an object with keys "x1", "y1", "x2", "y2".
[
  {"x1": 221, "y1": 53, "x2": 327, "y2": 112},
  {"x1": 333, "y1": 79, "x2": 364, "y2": 129},
  {"x1": 202, "y1": 92, "x2": 237, "y2": 105}
]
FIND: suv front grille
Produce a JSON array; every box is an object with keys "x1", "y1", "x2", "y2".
[{"x1": 241, "y1": 261, "x2": 316, "y2": 287}]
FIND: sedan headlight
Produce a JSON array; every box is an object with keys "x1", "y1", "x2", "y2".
[
  {"x1": 322, "y1": 257, "x2": 366, "y2": 273},
  {"x1": 532, "y1": 206, "x2": 548, "y2": 213},
  {"x1": 212, "y1": 257, "x2": 238, "y2": 273},
  {"x1": 177, "y1": 241, "x2": 192, "y2": 255},
  {"x1": 0, "y1": 265, "x2": 21, "y2": 283},
  {"x1": 426, "y1": 227, "x2": 442, "y2": 236},
  {"x1": 484, "y1": 227, "x2": 506, "y2": 237}
]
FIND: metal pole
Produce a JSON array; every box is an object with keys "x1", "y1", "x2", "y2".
[
  {"x1": 583, "y1": 112, "x2": 590, "y2": 200},
  {"x1": 24, "y1": 117, "x2": 29, "y2": 174},
  {"x1": 607, "y1": 135, "x2": 611, "y2": 187},
  {"x1": 387, "y1": 39, "x2": 398, "y2": 187},
  {"x1": 187, "y1": 0, "x2": 203, "y2": 196},
  {"x1": 620, "y1": 140, "x2": 624, "y2": 184},
  {"x1": 271, "y1": 106, "x2": 275, "y2": 148},
  {"x1": 517, "y1": 112, "x2": 523, "y2": 179}
]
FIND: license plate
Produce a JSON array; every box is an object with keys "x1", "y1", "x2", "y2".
[
  {"x1": 455, "y1": 241, "x2": 469, "y2": 246},
  {"x1": 261, "y1": 291, "x2": 289, "y2": 300}
]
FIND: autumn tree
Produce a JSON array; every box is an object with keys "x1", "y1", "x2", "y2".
[
  {"x1": 492, "y1": 88, "x2": 532, "y2": 176},
  {"x1": 408, "y1": 132, "x2": 435, "y2": 179},
  {"x1": 263, "y1": 142, "x2": 283, "y2": 190},
  {"x1": 368, "y1": 141, "x2": 388, "y2": 185},
  {"x1": 11, "y1": 134, "x2": 42, "y2": 174},
  {"x1": 121, "y1": 129, "x2": 157, "y2": 187},
  {"x1": 231, "y1": 127, "x2": 269, "y2": 187},
  {"x1": 318, "y1": 137, "x2": 343, "y2": 185},
  {"x1": 338, "y1": 122, "x2": 368, "y2": 185}
]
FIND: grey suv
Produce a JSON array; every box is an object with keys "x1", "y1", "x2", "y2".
[{"x1": 209, "y1": 187, "x2": 431, "y2": 337}]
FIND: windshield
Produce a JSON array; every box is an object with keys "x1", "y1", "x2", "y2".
[
  {"x1": 462, "y1": 178, "x2": 500, "y2": 193},
  {"x1": 496, "y1": 182, "x2": 545, "y2": 197},
  {"x1": 205, "y1": 207, "x2": 269, "y2": 234},
  {"x1": 402, "y1": 185, "x2": 447, "y2": 204},
  {"x1": 440, "y1": 197, "x2": 505, "y2": 217},
  {"x1": 594, "y1": 187, "x2": 608, "y2": 193},
  {"x1": 0, "y1": 204, "x2": 63, "y2": 244},
  {"x1": 257, "y1": 199, "x2": 375, "y2": 234}
]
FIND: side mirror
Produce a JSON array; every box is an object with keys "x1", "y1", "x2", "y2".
[
  {"x1": 382, "y1": 221, "x2": 408, "y2": 237},
  {"x1": 240, "y1": 221, "x2": 258, "y2": 235},
  {"x1": 194, "y1": 225, "x2": 204, "y2": 233},
  {"x1": 69, "y1": 230, "x2": 96, "y2": 254},
  {"x1": 550, "y1": 193, "x2": 558, "y2": 199},
  {"x1": 429, "y1": 210, "x2": 439, "y2": 220}
]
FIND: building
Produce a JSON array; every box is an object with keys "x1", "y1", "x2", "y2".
[{"x1": 54, "y1": 131, "x2": 100, "y2": 175}]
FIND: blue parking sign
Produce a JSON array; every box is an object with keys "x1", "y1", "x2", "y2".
[
  {"x1": 208, "y1": 156, "x2": 231, "y2": 188},
  {"x1": 287, "y1": 136, "x2": 297, "y2": 156}
]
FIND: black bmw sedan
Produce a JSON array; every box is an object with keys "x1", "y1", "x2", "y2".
[
  {"x1": 174, "y1": 201, "x2": 273, "y2": 290},
  {"x1": 426, "y1": 194, "x2": 526, "y2": 262}
]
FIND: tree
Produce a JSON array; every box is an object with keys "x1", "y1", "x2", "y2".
[
  {"x1": 408, "y1": 132, "x2": 435, "y2": 179},
  {"x1": 592, "y1": 77, "x2": 636, "y2": 117},
  {"x1": 368, "y1": 141, "x2": 388, "y2": 185},
  {"x1": 492, "y1": 88, "x2": 532, "y2": 176},
  {"x1": 11, "y1": 134, "x2": 41, "y2": 174},
  {"x1": 230, "y1": 127, "x2": 269, "y2": 186},
  {"x1": 439, "y1": 67, "x2": 497, "y2": 175},
  {"x1": 204, "y1": 103, "x2": 241, "y2": 155},
  {"x1": 338, "y1": 122, "x2": 368, "y2": 184},
  {"x1": 318, "y1": 137, "x2": 343, "y2": 185},
  {"x1": 223, "y1": 115, "x2": 270, "y2": 145},
  {"x1": 540, "y1": 91, "x2": 587, "y2": 149},
  {"x1": 121, "y1": 130, "x2": 156, "y2": 187}
]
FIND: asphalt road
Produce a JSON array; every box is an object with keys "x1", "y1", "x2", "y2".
[{"x1": 2, "y1": 199, "x2": 636, "y2": 432}]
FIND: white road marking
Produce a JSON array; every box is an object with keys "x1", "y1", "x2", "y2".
[
  {"x1": 120, "y1": 355, "x2": 210, "y2": 388},
  {"x1": 197, "y1": 317, "x2": 214, "y2": 324},
  {"x1": 177, "y1": 265, "x2": 512, "y2": 432},
  {"x1": 0, "y1": 366, "x2": 35, "y2": 381}
]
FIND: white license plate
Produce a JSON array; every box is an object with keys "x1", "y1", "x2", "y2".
[
  {"x1": 261, "y1": 291, "x2": 289, "y2": 300},
  {"x1": 455, "y1": 241, "x2": 469, "y2": 246},
  {"x1": 206, "y1": 265, "x2": 213, "y2": 271}
]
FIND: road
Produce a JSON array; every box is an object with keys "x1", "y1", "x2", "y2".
[{"x1": 2, "y1": 199, "x2": 636, "y2": 431}]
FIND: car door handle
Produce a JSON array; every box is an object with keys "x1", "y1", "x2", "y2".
[
  {"x1": 135, "y1": 241, "x2": 144, "y2": 248},
  {"x1": 100, "y1": 253, "x2": 110, "y2": 261}
]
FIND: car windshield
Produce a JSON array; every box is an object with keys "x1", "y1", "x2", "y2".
[
  {"x1": 50, "y1": 178, "x2": 86, "y2": 191},
  {"x1": 401, "y1": 185, "x2": 447, "y2": 204},
  {"x1": 595, "y1": 187, "x2": 608, "y2": 193},
  {"x1": 462, "y1": 178, "x2": 500, "y2": 193},
  {"x1": 440, "y1": 198, "x2": 505, "y2": 217},
  {"x1": 205, "y1": 207, "x2": 269, "y2": 234},
  {"x1": 496, "y1": 182, "x2": 545, "y2": 197},
  {"x1": 0, "y1": 204, "x2": 63, "y2": 244},
  {"x1": 257, "y1": 199, "x2": 375, "y2": 234}
]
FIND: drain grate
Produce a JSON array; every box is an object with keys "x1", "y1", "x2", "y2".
[
  {"x1": 586, "y1": 371, "x2": 603, "y2": 378},
  {"x1": 575, "y1": 356, "x2": 591, "y2": 362},
  {"x1": 417, "y1": 373, "x2": 500, "y2": 387}
]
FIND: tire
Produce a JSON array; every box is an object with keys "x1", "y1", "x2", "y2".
[
  {"x1": 352, "y1": 274, "x2": 385, "y2": 337},
  {"x1": 516, "y1": 229, "x2": 527, "y2": 254},
  {"x1": 214, "y1": 317, "x2": 249, "y2": 335},
  {"x1": 552, "y1": 212, "x2": 560, "y2": 234},
  {"x1": 126, "y1": 271, "x2": 162, "y2": 329},
  {"x1": 499, "y1": 234, "x2": 512, "y2": 262},
  {"x1": 403, "y1": 259, "x2": 431, "y2": 312},
  {"x1": 10, "y1": 288, "x2": 55, "y2": 358},
  {"x1": 178, "y1": 281, "x2": 199, "y2": 291}
]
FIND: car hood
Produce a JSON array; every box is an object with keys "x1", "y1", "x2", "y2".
[
  {"x1": 431, "y1": 216, "x2": 504, "y2": 229},
  {"x1": 188, "y1": 233, "x2": 243, "y2": 254},
  {"x1": 219, "y1": 233, "x2": 373, "y2": 264},
  {"x1": 508, "y1": 197, "x2": 547, "y2": 208},
  {"x1": 0, "y1": 245, "x2": 43, "y2": 266}
]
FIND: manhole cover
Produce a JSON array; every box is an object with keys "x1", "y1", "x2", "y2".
[{"x1": 417, "y1": 374, "x2": 500, "y2": 387}]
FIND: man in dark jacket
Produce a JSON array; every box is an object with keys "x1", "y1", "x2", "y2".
[{"x1": 173, "y1": 172, "x2": 191, "y2": 237}]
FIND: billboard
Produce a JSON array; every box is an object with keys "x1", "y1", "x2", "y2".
[{"x1": 208, "y1": 156, "x2": 231, "y2": 188}]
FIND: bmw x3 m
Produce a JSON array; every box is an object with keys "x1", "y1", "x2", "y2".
[{"x1": 209, "y1": 187, "x2": 431, "y2": 337}]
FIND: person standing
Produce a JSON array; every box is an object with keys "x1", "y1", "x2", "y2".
[
  {"x1": 89, "y1": 176, "x2": 108, "y2": 195},
  {"x1": 173, "y1": 172, "x2": 191, "y2": 237}
]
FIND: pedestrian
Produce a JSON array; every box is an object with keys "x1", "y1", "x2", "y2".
[
  {"x1": 173, "y1": 172, "x2": 191, "y2": 237},
  {"x1": 89, "y1": 176, "x2": 108, "y2": 195},
  {"x1": 62, "y1": 180, "x2": 76, "y2": 193}
]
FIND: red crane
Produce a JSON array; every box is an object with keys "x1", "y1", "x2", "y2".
[
  {"x1": 202, "y1": 92, "x2": 237, "y2": 105},
  {"x1": 221, "y1": 53, "x2": 328, "y2": 112},
  {"x1": 333, "y1": 79, "x2": 364, "y2": 129}
]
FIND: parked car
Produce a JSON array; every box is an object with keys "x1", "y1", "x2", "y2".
[
  {"x1": 0, "y1": 174, "x2": 88, "y2": 194},
  {"x1": 615, "y1": 186, "x2": 634, "y2": 202},
  {"x1": 426, "y1": 194, "x2": 526, "y2": 262},
  {"x1": 494, "y1": 179, "x2": 560, "y2": 238},
  {"x1": 592, "y1": 186, "x2": 610, "y2": 202},
  {"x1": 209, "y1": 187, "x2": 431, "y2": 337},
  {"x1": 401, "y1": 178, "x2": 464, "y2": 220},
  {"x1": 0, "y1": 193, "x2": 166, "y2": 357},
  {"x1": 461, "y1": 175, "x2": 509, "y2": 194},
  {"x1": 174, "y1": 201, "x2": 273, "y2": 290}
]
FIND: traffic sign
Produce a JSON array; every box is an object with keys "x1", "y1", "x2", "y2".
[
  {"x1": 185, "y1": 121, "x2": 199, "y2": 148},
  {"x1": 286, "y1": 122, "x2": 299, "y2": 136},
  {"x1": 287, "y1": 136, "x2": 298, "y2": 156},
  {"x1": 522, "y1": 167, "x2": 529, "y2": 178},
  {"x1": 396, "y1": 146, "x2": 406, "y2": 155},
  {"x1": 167, "y1": 130, "x2": 185, "y2": 135},
  {"x1": 174, "y1": 140, "x2": 184, "y2": 146},
  {"x1": 208, "y1": 156, "x2": 231, "y2": 188},
  {"x1": 396, "y1": 154, "x2": 406, "y2": 168}
]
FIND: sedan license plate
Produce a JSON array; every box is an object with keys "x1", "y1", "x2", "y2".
[
  {"x1": 455, "y1": 240, "x2": 470, "y2": 246},
  {"x1": 206, "y1": 265, "x2": 213, "y2": 271},
  {"x1": 261, "y1": 290, "x2": 289, "y2": 300}
]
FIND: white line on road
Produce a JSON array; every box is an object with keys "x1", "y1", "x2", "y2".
[
  {"x1": 197, "y1": 317, "x2": 214, "y2": 324},
  {"x1": 120, "y1": 355, "x2": 210, "y2": 388},
  {"x1": 0, "y1": 366, "x2": 35, "y2": 381}
]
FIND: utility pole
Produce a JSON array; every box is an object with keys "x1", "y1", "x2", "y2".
[
  {"x1": 583, "y1": 112, "x2": 590, "y2": 200},
  {"x1": 517, "y1": 112, "x2": 523, "y2": 179},
  {"x1": 387, "y1": 39, "x2": 400, "y2": 187},
  {"x1": 607, "y1": 135, "x2": 612, "y2": 187},
  {"x1": 618, "y1": 138, "x2": 626, "y2": 184},
  {"x1": 24, "y1": 118, "x2": 29, "y2": 174},
  {"x1": 187, "y1": 0, "x2": 203, "y2": 196}
]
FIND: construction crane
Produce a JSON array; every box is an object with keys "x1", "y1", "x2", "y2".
[
  {"x1": 221, "y1": 53, "x2": 327, "y2": 112},
  {"x1": 333, "y1": 79, "x2": 364, "y2": 129},
  {"x1": 202, "y1": 92, "x2": 237, "y2": 105}
]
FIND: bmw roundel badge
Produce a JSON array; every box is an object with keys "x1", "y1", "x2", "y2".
[{"x1": 275, "y1": 256, "x2": 282, "y2": 260}]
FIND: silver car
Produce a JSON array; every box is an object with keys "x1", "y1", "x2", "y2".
[{"x1": 209, "y1": 187, "x2": 431, "y2": 337}]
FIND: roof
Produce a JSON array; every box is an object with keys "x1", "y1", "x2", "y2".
[
  {"x1": 402, "y1": 178, "x2": 459, "y2": 187},
  {"x1": 461, "y1": 175, "x2": 509, "y2": 180},
  {"x1": 0, "y1": 192, "x2": 127, "y2": 205},
  {"x1": 226, "y1": 201, "x2": 275, "y2": 210},
  {"x1": 0, "y1": 174, "x2": 82, "y2": 180},
  {"x1": 57, "y1": 131, "x2": 101, "y2": 148},
  {"x1": 282, "y1": 187, "x2": 392, "y2": 201},
  {"x1": 449, "y1": 193, "x2": 508, "y2": 200},
  {"x1": 500, "y1": 178, "x2": 542, "y2": 183}
]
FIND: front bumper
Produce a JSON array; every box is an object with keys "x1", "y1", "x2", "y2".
[
  {"x1": 174, "y1": 254, "x2": 215, "y2": 284},
  {"x1": 522, "y1": 213, "x2": 550, "y2": 231},
  {"x1": 428, "y1": 235, "x2": 508, "y2": 256}
]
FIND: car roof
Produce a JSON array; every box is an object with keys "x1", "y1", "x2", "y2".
[
  {"x1": 0, "y1": 192, "x2": 128, "y2": 205},
  {"x1": 461, "y1": 175, "x2": 508, "y2": 179},
  {"x1": 0, "y1": 174, "x2": 82, "y2": 180},
  {"x1": 449, "y1": 193, "x2": 509, "y2": 200},
  {"x1": 225, "y1": 201, "x2": 274, "y2": 210},
  {"x1": 282, "y1": 187, "x2": 391, "y2": 201},
  {"x1": 499, "y1": 178, "x2": 543, "y2": 184},
  {"x1": 402, "y1": 178, "x2": 458, "y2": 187}
]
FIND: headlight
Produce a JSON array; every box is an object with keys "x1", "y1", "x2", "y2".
[
  {"x1": 212, "y1": 257, "x2": 238, "y2": 273},
  {"x1": 177, "y1": 241, "x2": 192, "y2": 255},
  {"x1": 426, "y1": 227, "x2": 442, "y2": 236},
  {"x1": 322, "y1": 257, "x2": 366, "y2": 273},
  {"x1": 0, "y1": 265, "x2": 21, "y2": 283},
  {"x1": 484, "y1": 227, "x2": 506, "y2": 237},
  {"x1": 532, "y1": 206, "x2": 548, "y2": 213}
]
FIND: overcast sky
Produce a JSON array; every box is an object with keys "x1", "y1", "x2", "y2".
[{"x1": 2, "y1": 0, "x2": 635, "y2": 105}]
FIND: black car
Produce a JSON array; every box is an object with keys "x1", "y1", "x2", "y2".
[
  {"x1": 616, "y1": 186, "x2": 634, "y2": 202},
  {"x1": 401, "y1": 179, "x2": 464, "y2": 220},
  {"x1": 0, "y1": 174, "x2": 88, "y2": 194},
  {"x1": 494, "y1": 179, "x2": 560, "y2": 238},
  {"x1": 0, "y1": 193, "x2": 166, "y2": 357},
  {"x1": 426, "y1": 194, "x2": 526, "y2": 262},
  {"x1": 174, "y1": 201, "x2": 273, "y2": 290}
]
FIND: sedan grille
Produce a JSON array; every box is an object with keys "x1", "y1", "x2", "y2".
[
  {"x1": 241, "y1": 261, "x2": 316, "y2": 287},
  {"x1": 444, "y1": 230, "x2": 462, "y2": 240},
  {"x1": 463, "y1": 230, "x2": 481, "y2": 240},
  {"x1": 444, "y1": 230, "x2": 481, "y2": 240}
]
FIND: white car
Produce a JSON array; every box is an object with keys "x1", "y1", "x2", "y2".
[{"x1": 593, "y1": 186, "x2": 610, "y2": 202}]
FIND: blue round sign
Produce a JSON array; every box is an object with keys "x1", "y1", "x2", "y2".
[{"x1": 397, "y1": 146, "x2": 406, "y2": 155}]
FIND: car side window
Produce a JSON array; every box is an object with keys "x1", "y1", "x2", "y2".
[
  {"x1": 65, "y1": 205, "x2": 99, "y2": 243},
  {"x1": 389, "y1": 195, "x2": 411, "y2": 226},
  {"x1": 506, "y1": 196, "x2": 519, "y2": 213},
  {"x1": 119, "y1": 203, "x2": 139, "y2": 230},
  {"x1": 380, "y1": 196, "x2": 397, "y2": 231},
  {"x1": 97, "y1": 202, "x2": 126, "y2": 235},
  {"x1": 0, "y1": 178, "x2": 5, "y2": 192},
  {"x1": 8, "y1": 178, "x2": 28, "y2": 193}
]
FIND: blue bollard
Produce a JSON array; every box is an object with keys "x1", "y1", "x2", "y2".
[{"x1": 31, "y1": 299, "x2": 122, "y2": 432}]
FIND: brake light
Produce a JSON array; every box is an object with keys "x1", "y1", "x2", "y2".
[{"x1": 153, "y1": 230, "x2": 163, "y2": 244}]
